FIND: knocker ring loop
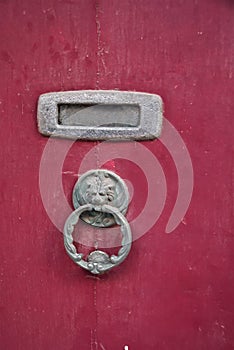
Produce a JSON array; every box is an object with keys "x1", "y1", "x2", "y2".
[{"x1": 64, "y1": 203, "x2": 132, "y2": 274}]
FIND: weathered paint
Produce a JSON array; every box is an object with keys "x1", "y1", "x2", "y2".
[{"x1": 0, "y1": 1, "x2": 234, "y2": 349}]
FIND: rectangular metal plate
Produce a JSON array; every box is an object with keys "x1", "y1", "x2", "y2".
[{"x1": 37, "y1": 90, "x2": 163, "y2": 140}]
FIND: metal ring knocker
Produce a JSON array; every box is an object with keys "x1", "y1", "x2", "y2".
[{"x1": 63, "y1": 169, "x2": 132, "y2": 274}]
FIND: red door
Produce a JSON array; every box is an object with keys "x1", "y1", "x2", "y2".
[{"x1": 1, "y1": 1, "x2": 233, "y2": 349}]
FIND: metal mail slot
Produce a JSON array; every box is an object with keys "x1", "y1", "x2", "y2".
[{"x1": 37, "y1": 90, "x2": 163, "y2": 140}]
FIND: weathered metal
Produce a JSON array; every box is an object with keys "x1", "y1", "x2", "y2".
[
  {"x1": 37, "y1": 90, "x2": 163, "y2": 140},
  {"x1": 63, "y1": 169, "x2": 132, "y2": 274},
  {"x1": 72, "y1": 169, "x2": 129, "y2": 227}
]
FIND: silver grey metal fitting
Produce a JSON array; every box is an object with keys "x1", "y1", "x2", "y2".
[
  {"x1": 37, "y1": 90, "x2": 163, "y2": 141},
  {"x1": 63, "y1": 169, "x2": 132, "y2": 274}
]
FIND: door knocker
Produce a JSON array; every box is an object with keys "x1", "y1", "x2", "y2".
[{"x1": 63, "y1": 169, "x2": 132, "y2": 274}]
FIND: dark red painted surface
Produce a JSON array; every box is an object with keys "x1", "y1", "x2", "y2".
[{"x1": 1, "y1": 1, "x2": 234, "y2": 349}]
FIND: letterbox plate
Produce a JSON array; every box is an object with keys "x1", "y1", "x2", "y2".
[{"x1": 37, "y1": 90, "x2": 163, "y2": 140}]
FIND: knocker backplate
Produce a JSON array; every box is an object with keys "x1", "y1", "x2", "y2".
[{"x1": 72, "y1": 169, "x2": 129, "y2": 227}]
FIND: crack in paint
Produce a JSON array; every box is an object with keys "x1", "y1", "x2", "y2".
[{"x1": 95, "y1": 0, "x2": 101, "y2": 89}]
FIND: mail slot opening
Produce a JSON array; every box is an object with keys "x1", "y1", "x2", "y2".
[{"x1": 58, "y1": 103, "x2": 140, "y2": 128}]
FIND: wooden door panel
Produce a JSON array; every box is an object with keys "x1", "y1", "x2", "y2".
[{"x1": 1, "y1": 1, "x2": 233, "y2": 349}]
